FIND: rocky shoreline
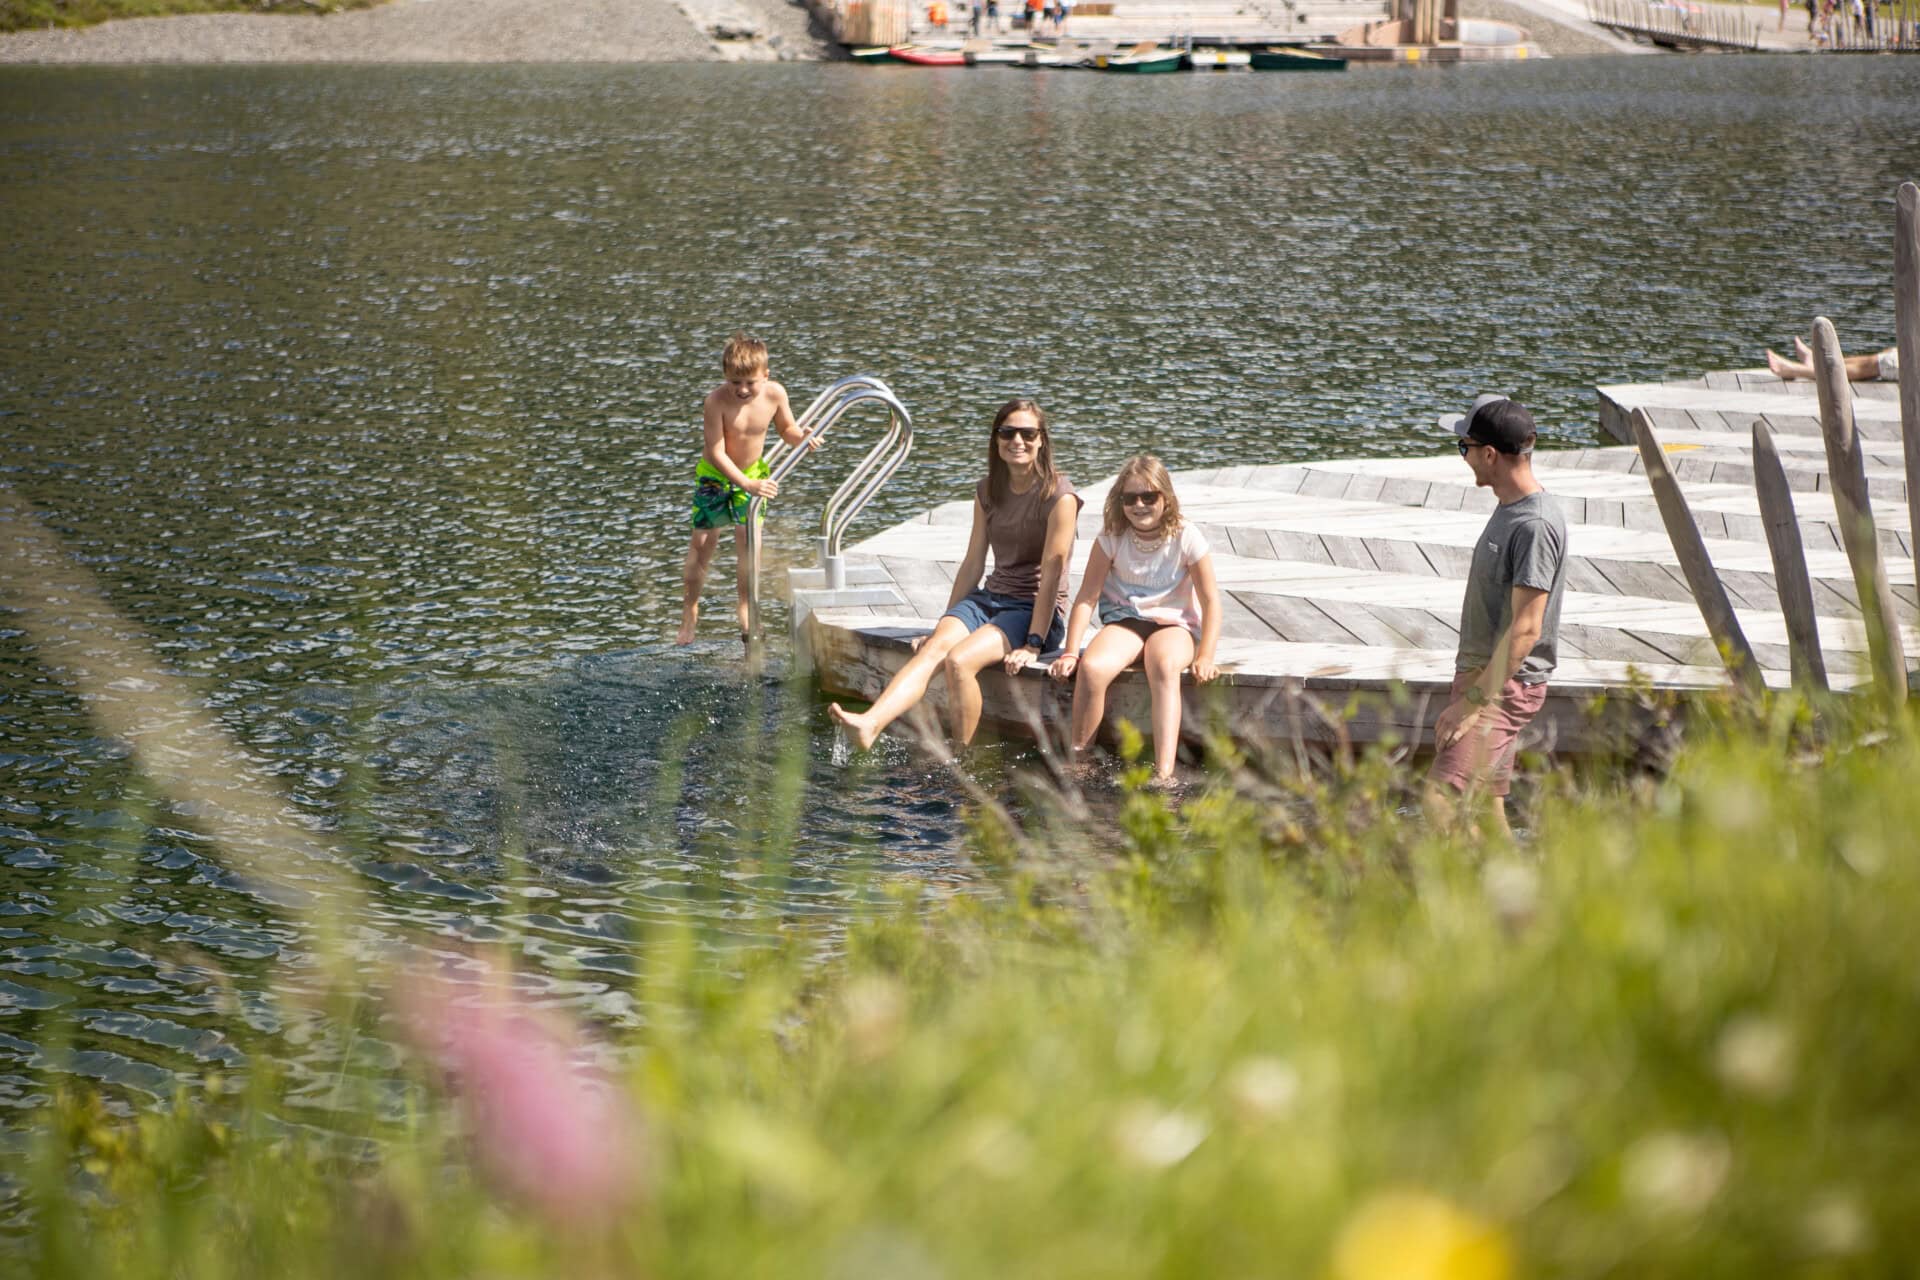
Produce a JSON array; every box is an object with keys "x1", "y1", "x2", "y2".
[{"x1": 0, "y1": 0, "x2": 837, "y2": 63}]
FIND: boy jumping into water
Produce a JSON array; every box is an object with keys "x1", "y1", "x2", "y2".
[{"x1": 676, "y1": 333, "x2": 817, "y2": 645}]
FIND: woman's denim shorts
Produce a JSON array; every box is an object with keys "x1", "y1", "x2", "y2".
[{"x1": 943, "y1": 589, "x2": 1066, "y2": 653}]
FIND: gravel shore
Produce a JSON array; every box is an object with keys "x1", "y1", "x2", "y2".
[{"x1": 0, "y1": 0, "x2": 836, "y2": 63}]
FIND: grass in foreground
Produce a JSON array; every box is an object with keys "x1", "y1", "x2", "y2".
[
  {"x1": 17, "y1": 698, "x2": 1920, "y2": 1278},
  {"x1": 0, "y1": 0, "x2": 379, "y2": 34}
]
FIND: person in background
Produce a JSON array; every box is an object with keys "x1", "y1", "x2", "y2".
[
  {"x1": 1765, "y1": 334, "x2": 1901, "y2": 383},
  {"x1": 1049, "y1": 455, "x2": 1221, "y2": 785},
  {"x1": 829, "y1": 399, "x2": 1080, "y2": 752},
  {"x1": 1423, "y1": 395, "x2": 1569, "y2": 841}
]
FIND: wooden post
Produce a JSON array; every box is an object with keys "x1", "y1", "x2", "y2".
[
  {"x1": 1751, "y1": 421, "x2": 1829, "y2": 693},
  {"x1": 1629, "y1": 409, "x2": 1764, "y2": 695},
  {"x1": 1809, "y1": 316, "x2": 1909, "y2": 701},
  {"x1": 1897, "y1": 182, "x2": 1920, "y2": 597}
]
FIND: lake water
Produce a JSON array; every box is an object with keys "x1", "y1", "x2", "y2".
[{"x1": 1, "y1": 56, "x2": 1916, "y2": 1114}]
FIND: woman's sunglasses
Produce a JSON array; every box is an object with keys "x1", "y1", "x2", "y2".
[
  {"x1": 995, "y1": 426, "x2": 1042, "y2": 443},
  {"x1": 1121, "y1": 490, "x2": 1163, "y2": 507}
]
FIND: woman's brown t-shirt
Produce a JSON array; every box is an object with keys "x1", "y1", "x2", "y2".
[{"x1": 975, "y1": 472, "x2": 1080, "y2": 616}]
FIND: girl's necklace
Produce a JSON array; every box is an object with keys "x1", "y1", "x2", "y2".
[{"x1": 1128, "y1": 525, "x2": 1169, "y2": 554}]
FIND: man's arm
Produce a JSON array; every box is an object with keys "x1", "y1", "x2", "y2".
[{"x1": 1436, "y1": 585, "x2": 1549, "y2": 748}]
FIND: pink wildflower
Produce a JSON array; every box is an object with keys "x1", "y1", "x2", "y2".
[{"x1": 397, "y1": 958, "x2": 643, "y2": 1223}]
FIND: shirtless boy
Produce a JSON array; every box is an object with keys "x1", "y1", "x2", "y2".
[{"x1": 676, "y1": 333, "x2": 817, "y2": 645}]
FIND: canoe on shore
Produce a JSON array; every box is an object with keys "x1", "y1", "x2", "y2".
[
  {"x1": 889, "y1": 46, "x2": 967, "y2": 65},
  {"x1": 1249, "y1": 46, "x2": 1350, "y2": 70},
  {"x1": 849, "y1": 45, "x2": 904, "y2": 62},
  {"x1": 1184, "y1": 48, "x2": 1252, "y2": 70},
  {"x1": 1093, "y1": 48, "x2": 1184, "y2": 72}
]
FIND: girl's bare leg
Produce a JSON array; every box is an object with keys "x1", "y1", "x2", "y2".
[
  {"x1": 1142, "y1": 626, "x2": 1196, "y2": 779},
  {"x1": 828, "y1": 616, "x2": 973, "y2": 752},
  {"x1": 1069, "y1": 625, "x2": 1146, "y2": 752},
  {"x1": 942, "y1": 624, "x2": 1015, "y2": 745}
]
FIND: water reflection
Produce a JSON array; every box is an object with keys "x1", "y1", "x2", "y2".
[{"x1": 1, "y1": 56, "x2": 1916, "y2": 1108}]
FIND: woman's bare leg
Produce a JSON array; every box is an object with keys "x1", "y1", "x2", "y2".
[
  {"x1": 1069, "y1": 625, "x2": 1146, "y2": 752},
  {"x1": 828, "y1": 615, "x2": 973, "y2": 751},
  {"x1": 942, "y1": 624, "x2": 1015, "y2": 745},
  {"x1": 1142, "y1": 626, "x2": 1196, "y2": 779}
]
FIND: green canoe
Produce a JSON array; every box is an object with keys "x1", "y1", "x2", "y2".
[{"x1": 1249, "y1": 46, "x2": 1349, "y2": 70}]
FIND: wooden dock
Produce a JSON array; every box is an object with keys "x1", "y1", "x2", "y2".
[{"x1": 787, "y1": 367, "x2": 1908, "y2": 756}]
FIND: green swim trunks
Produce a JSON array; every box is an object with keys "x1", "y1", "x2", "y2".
[{"x1": 690, "y1": 457, "x2": 770, "y2": 530}]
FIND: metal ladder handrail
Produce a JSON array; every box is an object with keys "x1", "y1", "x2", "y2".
[
  {"x1": 763, "y1": 373, "x2": 893, "y2": 473},
  {"x1": 821, "y1": 398, "x2": 912, "y2": 561},
  {"x1": 743, "y1": 375, "x2": 914, "y2": 640}
]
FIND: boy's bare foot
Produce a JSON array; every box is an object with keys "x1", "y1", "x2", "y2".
[
  {"x1": 675, "y1": 615, "x2": 697, "y2": 645},
  {"x1": 827, "y1": 702, "x2": 880, "y2": 752}
]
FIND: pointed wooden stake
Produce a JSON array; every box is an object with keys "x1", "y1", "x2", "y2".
[
  {"x1": 1896, "y1": 182, "x2": 1919, "y2": 594},
  {"x1": 1810, "y1": 316, "x2": 1908, "y2": 702},
  {"x1": 1629, "y1": 408, "x2": 1763, "y2": 695},
  {"x1": 1751, "y1": 420, "x2": 1829, "y2": 693}
]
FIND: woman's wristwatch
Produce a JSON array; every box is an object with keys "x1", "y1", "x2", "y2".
[{"x1": 1025, "y1": 633, "x2": 1046, "y2": 652}]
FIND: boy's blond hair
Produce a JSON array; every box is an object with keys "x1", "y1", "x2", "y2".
[
  {"x1": 722, "y1": 332, "x2": 769, "y2": 380},
  {"x1": 1102, "y1": 454, "x2": 1184, "y2": 537}
]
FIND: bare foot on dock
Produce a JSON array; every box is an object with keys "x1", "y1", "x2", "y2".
[
  {"x1": 827, "y1": 702, "x2": 879, "y2": 752},
  {"x1": 675, "y1": 605, "x2": 697, "y2": 645}
]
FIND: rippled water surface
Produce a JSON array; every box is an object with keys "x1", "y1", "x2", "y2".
[{"x1": 1, "y1": 57, "x2": 1917, "y2": 1111}]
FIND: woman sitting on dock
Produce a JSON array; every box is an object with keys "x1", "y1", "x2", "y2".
[
  {"x1": 1048, "y1": 455, "x2": 1220, "y2": 783},
  {"x1": 829, "y1": 398, "x2": 1080, "y2": 752}
]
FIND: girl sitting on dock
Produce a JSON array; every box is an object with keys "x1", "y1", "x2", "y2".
[
  {"x1": 829, "y1": 399, "x2": 1080, "y2": 752},
  {"x1": 1049, "y1": 455, "x2": 1220, "y2": 783}
]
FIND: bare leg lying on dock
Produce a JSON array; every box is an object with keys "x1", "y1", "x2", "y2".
[
  {"x1": 1765, "y1": 334, "x2": 1895, "y2": 382},
  {"x1": 827, "y1": 616, "x2": 974, "y2": 752}
]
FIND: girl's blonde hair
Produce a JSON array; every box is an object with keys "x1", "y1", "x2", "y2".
[{"x1": 1102, "y1": 454, "x2": 1183, "y2": 537}]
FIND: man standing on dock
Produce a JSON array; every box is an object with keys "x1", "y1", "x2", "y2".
[{"x1": 1425, "y1": 394, "x2": 1569, "y2": 840}]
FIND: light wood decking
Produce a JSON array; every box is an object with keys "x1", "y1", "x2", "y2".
[{"x1": 789, "y1": 369, "x2": 1900, "y2": 754}]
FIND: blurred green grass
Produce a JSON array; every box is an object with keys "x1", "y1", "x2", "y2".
[{"x1": 21, "y1": 695, "x2": 1920, "y2": 1278}]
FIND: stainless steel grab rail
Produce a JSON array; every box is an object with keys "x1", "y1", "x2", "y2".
[{"x1": 743, "y1": 375, "x2": 913, "y2": 641}]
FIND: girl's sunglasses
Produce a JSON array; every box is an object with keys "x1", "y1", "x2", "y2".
[
  {"x1": 1121, "y1": 490, "x2": 1163, "y2": 507},
  {"x1": 995, "y1": 426, "x2": 1042, "y2": 443}
]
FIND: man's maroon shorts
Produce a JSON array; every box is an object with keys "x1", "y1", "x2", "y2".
[{"x1": 1426, "y1": 671, "x2": 1549, "y2": 798}]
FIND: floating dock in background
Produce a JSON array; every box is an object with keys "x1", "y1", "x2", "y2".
[{"x1": 788, "y1": 369, "x2": 1906, "y2": 755}]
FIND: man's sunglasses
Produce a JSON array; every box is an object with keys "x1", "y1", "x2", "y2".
[{"x1": 995, "y1": 426, "x2": 1042, "y2": 443}]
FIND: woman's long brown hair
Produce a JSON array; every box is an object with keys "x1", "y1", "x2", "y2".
[{"x1": 985, "y1": 398, "x2": 1055, "y2": 507}]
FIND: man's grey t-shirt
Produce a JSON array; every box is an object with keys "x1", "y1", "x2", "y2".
[{"x1": 1456, "y1": 490, "x2": 1568, "y2": 685}]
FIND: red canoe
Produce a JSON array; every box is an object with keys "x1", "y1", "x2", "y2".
[{"x1": 890, "y1": 46, "x2": 967, "y2": 65}]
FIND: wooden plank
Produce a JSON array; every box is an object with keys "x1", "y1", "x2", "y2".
[
  {"x1": 1899, "y1": 182, "x2": 1920, "y2": 609},
  {"x1": 1232, "y1": 591, "x2": 1359, "y2": 644},
  {"x1": 1751, "y1": 422, "x2": 1829, "y2": 692},
  {"x1": 1629, "y1": 408, "x2": 1763, "y2": 693},
  {"x1": 1811, "y1": 316, "x2": 1908, "y2": 701}
]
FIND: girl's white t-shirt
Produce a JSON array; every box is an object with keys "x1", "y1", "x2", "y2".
[{"x1": 1094, "y1": 524, "x2": 1211, "y2": 634}]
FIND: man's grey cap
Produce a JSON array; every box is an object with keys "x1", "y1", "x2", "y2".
[
  {"x1": 1440, "y1": 393, "x2": 1535, "y2": 453},
  {"x1": 1439, "y1": 393, "x2": 1512, "y2": 439}
]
